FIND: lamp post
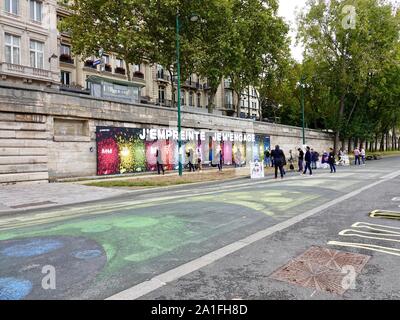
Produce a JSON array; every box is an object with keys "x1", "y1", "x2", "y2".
[
  {"x1": 300, "y1": 75, "x2": 307, "y2": 145},
  {"x1": 176, "y1": 12, "x2": 199, "y2": 177}
]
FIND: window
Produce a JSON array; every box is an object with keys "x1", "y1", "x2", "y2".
[
  {"x1": 197, "y1": 94, "x2": 201, "y2": 108},
  {"x1": 60, "y1": 71, "x2": 70, "y2": 86},
  {"x1": 181, "y1": 90, "x2": 185, "y2": 106},
  {"x1": 30, "y1": 40, "x2": 44, "y2": 69},
  {"x1": 5, "y1": 0, "x2": 18, "y2": 15},
  {"x1": 30, "y1": 0, "x2": 42, "y2": 22},
  {"x1": 157, "y1": 64, "x2": 164, "y2": 79},
  {"x1": 225, "y1": 90, "x2": 233, "y2": 107},
  {"x1": 158, "y1": 86, "x2": 165, "y2": 103},
  {"x1": 134, "y1": 64, "x2": 141, "y2": 72},
  {"x1": 103, "y1": 55, "x2": 110, "y2": 66},
  {"x1": 5, "y1": 34, "x2": 20, "y2": 64},
  {"x1": 60, "y1": 44, "x2": 71, "y2": 56},
  {"x1": 116, "y1": 58, "x2": 124, "y2": 68},
  {"x1": 86, "y1": 75, "x2": 91, "y2": 90},
  {"x1": 189, "y1": 92, "x2": 194, "y2": 107}
]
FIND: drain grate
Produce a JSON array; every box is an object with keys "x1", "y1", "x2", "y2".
[
  {"x1": 269, "y1": 246, "x2": 370, "y2": 295},
  {"x1": 10, "y1": 201, "x2": 56, "y2": 209}
]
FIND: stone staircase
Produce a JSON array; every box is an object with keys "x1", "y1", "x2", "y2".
[{"x1": 0, "y1": 112, "x2": 49, "y2": 184}]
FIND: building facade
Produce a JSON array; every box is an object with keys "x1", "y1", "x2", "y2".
[
  {"x1": 1, "y1": 1, "x2": 260, "y2": 118},
  {"x1": 0, "y1": 0, "x2": 59, "y2": 86}
]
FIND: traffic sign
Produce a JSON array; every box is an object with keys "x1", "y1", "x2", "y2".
[{"x1": 93, "y1": 59, "x2": 101, "y2": 66}]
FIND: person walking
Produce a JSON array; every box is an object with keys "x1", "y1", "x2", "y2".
[
  {"x1": 271, "y1": 145, "x2": 285, "y2": 179},
  {"x1": 303, "y1": 146, "x2": 313, "y2": 175},
  {"x1": 264, "y1": 148, "x2": 271, "y2": 167},
  {"x1": 311, "y1": 149, "x2": 319, "y2": 169},
  {"x1": 354, "y1": 147, "x2": 361, "y2": 166},
  {"x1": 188, "y1": 148, "x2": 195, "y2": 172},
  {"x1": 156, "y1": 148, "x2": 165, "y2": 175},
  {"x1": 217, "y1": 150, "x2": 223, "y2": 172},
  {"x1": 298, "y1": 148, "x2": 304, "y2": 173},
  {"x1": 288, "y1": 150, "x2": 295, "y2": 171},
  {"x1": 360, "y1": 147, "x2": 366, "y2": 165},
  {"x1": 328, "y1": 147, "x2": 336, "y2": 173}
]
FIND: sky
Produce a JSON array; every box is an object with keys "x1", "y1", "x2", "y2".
[
  {"x1": 278, "y1": 0, "x2": 308, "y2": 62},
  {"x1": 278, "y1": 0, "x2": 400, "y2": 62}
]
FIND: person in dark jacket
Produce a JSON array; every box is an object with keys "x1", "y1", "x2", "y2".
[
  {"x1": 297, "y1": 148, "x2": 304, "y2": 172},
  {"x1": 303, "y1": 146, "x2": 312, "y2": 175},
  {"x1": 271, "y1": 145, "x2": 286, "y2": 179},
  {"x1": 217, "y1": 150, "x2": 223, "y2": 172},
  {"x1": 328, "y1": 147, "x2": 336, "y2": 173}
]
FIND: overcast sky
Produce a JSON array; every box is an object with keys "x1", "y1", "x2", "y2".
[
  {"x1": 278, "y1": 0, "x2": 400, "y2": 62},
  {"x1": 278, "y1": 0, "x2": 308, "y2": 62}
]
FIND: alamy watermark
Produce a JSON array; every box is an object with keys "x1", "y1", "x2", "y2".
[{"x1": 342, "y1": 5, "x2": 357, "y2": 30}]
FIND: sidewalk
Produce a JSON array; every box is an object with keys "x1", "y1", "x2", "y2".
[
  {"x1": 0, "y1": 183, "x2": 131, "y2": 214},
  {"x1": 0, "y1": 166, "x2": 253, "y2": 214}
]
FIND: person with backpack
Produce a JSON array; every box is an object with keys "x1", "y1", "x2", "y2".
[
  {"x1": 271, "y1": 145, "x2": 286, "y2": 179},
  {"x1": 288, "y1": 150, "x2": 295, "y2": 171}
]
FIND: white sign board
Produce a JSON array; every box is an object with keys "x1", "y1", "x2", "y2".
[{"x1": 250, "y1": 161, "x2": 264, "y2": 179}]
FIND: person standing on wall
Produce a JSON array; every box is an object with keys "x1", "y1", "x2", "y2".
[
  {"x1": 298, "y1": 148, "x2": 304, "y2": 173},
  {"x1": 303, "y1": 146, "x2": 313, "y2": 175},
  {"x1": 328, "y1": 147, "x2": 336, "y2": 173},
  {"x1": 218, "y1": 150, "x2": 223, "y2": 172},
  {"x1": 271, "y1": 145, "x2": 285, "y2": 179},
  {"x1": 156, "y1": 148, "x2": 165, "y2": 175}
]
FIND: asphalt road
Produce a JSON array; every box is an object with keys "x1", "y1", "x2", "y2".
[{"x1": 1, "y1": 157, "x2": 400, "y2": 300}]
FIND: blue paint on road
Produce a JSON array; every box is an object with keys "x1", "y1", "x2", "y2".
[
  {"x1": 73, "y1": 249, "x2": 102, "y2": 260},
  {"x1": 0, "y1": 277, "x2": 32, "y2": 300},
  {"x1": 1, "y1": 239, "x2": 63, "y2": 257}
]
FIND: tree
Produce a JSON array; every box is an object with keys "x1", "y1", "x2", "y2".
[{"x1": 297, "y1": 0, "x2": 400, "y2": 151}]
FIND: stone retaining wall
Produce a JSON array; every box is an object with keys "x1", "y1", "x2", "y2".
[{"x1": 0, "y1": 84, "x2": 334, "y2": 183}]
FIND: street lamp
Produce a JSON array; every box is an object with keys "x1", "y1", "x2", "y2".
[
  {"x1": 176, "y1": 12, "x2": 200, "y2": 176},
  {"x1": 299, "y1": 75, "x2": 307, "y2": 146}
]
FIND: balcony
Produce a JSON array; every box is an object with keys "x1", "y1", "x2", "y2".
[
  {"x1": 156, "y1": 99, "x2": 173, "y2": 107},
  {"x1": 84, "y1": 60, "x2": 97, "y2": 69},
  {"x1": 133, "y1": 71, "x2": 144, "y2": 79},
  {"x1": 203, "y1": 83, "x2": 211, "y2": 90},
  {"x1": 59, "y1": 54, "x2": 74, "y2": 64},
  {"x1": 224, "y1": 80, "x2": 233, "y2": 89},
  {"x1": 115, "y1": 67, "x2": 126, "y2": 75},
  {"x1": 0, "y1": 62, "x2": 52, "y2": 81},
  {"x1": 157, "y1": 72, "x2": 170, "y2": 82}
]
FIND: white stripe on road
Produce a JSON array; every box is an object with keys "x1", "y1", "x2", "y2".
[{"x1": 106, "y1": 169, "x2": 400, "y2": 300}]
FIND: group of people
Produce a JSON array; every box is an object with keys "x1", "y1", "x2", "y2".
[
  {"x1": 266, "y1": 145, "x2": 338, "y2": 179},
  {"x1": 155, "y1": 148, "x2": 224, "y2": 175}
]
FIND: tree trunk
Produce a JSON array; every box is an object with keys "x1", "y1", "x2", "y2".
[
  {"x1": 348, "y1": 138, "x2": 352, "y2": 154},
  {"x1": 126, "y1": 63, "x2": 131, "y2": 82},
  {"x1": 334, "y1": 94, "x2": 346, "y2": 153},
  {"x1": 380, "y1": 134, "x2": 385, "y2": 152}
]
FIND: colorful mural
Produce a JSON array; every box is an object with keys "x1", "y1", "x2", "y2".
[{"x1": 96, "y1": 127, "x2": 271, "y2": 175}]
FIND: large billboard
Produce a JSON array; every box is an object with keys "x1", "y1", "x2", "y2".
[{"x1": 96, "y1": 127, "x2": 270, "y2": 176}]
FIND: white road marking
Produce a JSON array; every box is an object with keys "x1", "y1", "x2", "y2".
[{"x1": 106, "y1": 169, "x2": 400, "y2": 300}]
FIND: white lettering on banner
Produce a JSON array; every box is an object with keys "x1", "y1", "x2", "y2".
[
  {"x1": 138, "y1": 128, "x2": 257, "y2": 142},
  {"x1": 102, "y1": 149, "x2": 112, "y2": 154}
]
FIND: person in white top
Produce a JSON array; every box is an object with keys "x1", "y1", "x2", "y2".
[
  {"x1": 360, "y1": 147, "x2": 366, "y2": 165},
  {"x1": 354, "y1": 147, "x2": 361, "y2": 166}
]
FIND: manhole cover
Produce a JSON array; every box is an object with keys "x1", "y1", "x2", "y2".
[
  {"x1": 10, "y1": 201, "x2": 56, "y2": 209},
  {"x1": 269, "y1": 246, "x2": 370, "y2": 295}
]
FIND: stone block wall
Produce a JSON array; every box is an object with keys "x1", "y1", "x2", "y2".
[{"x1": 0, "y1": 84, "x2": 334, "y2": 183}]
